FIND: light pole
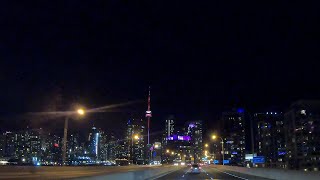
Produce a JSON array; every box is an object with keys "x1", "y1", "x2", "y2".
[
  {"x1": 62, "y1": 108, "x2": 85, "y2": 165},
  {"x1": 131, "y1": 134, "x2": 139, "y2": 164},
  {"x1": 212, "y1": 135, "x2": 224, "y2": 165}
]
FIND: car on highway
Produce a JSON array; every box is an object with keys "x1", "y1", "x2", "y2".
[{"x1": 188, "y1": 164, "x2": 201, "y2": 174}]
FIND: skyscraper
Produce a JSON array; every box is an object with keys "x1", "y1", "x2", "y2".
[
  {"x1": 88, "y1": 127, "x2": 101, "y2": 161},
  {"x1": 98, "y1": 131, "x2": 107, "y2": 162},
  {"x1": 67, "y1": 133, "x2": 81, "y2": 164},
  {"x1": 106, "y1": 133, "x2": 117, "y2": 161},
  {"x1": 284, "y1": 100, "x2": 320, "y2": 171},
  {"x1": 162, "y1": 119, "x2": 175, "y2": 148},
  {"x1": 165, "y1": 119, "x2": 175, "y2": 139},
  {"x1": 255, "y1": 112, "x2": 286, "y2": 168},
  {"x1": 4, "y1": 131, "x2": 15, "y2": 158},
  {"x1": 187, "y1": 121, "x2": 203, "y2": 163},
  {"x1": 221, "y1": 109, "x2": 246, "y2": 165},
  {"x1": 126, "y1": 119, "x2": 145, "y2": 164},
  {"x1": 0, "y1": 133, "x2": 4, "y2": 157}
]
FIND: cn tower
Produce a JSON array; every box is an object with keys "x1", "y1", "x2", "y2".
[{"x1": 145, "y1": 86, "x2": 152, "y2": 145}]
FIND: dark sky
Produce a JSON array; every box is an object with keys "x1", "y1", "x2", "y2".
[{"x1": 1, "y1": 1, "x2": 320, "y2": 138}]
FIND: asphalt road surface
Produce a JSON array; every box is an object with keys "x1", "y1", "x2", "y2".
[{"x1": 156, "y1": 165, "x2": 272, "y2": 180}]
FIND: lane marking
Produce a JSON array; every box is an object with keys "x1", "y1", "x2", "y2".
[
  {"x1": 202, "y1": 168, "x2": 214, "y2": 179},
  {"x1": 182, "y1": 175, "x2": 184, "y2": 177},
  {"x1": 211, "y1": 167, "x2": 248, "y2": 180}
]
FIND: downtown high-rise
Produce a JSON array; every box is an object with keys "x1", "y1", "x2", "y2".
[
  {"x1": 220, "y1": 109, "x2": 246, "y2": 165},
  {"x1": 284, "y1": 100, "x2": 320, "y2": 171},
  {"x1": 254, "y1": 112, "x2": 286, "y2": 168},
  {"x1": 126, "y1": 118, "x2": 145, "y2": 164}
]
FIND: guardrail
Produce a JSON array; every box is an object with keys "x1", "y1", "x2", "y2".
[{"x1": 213, "y1": 165, "x2": 320, "y2": 180}]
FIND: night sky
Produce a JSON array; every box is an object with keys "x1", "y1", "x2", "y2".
[{"x1": 1, "y1": 1, "x2": 320, "y2": 139}]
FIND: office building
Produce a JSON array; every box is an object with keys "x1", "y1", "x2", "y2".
[
  {"x1": 88, "y1": 127, "x2": 105, "y2": 162},
  {"x1": 106, "y1": 133, "x2": 117, "y2": 161},
  {"x1": 42, "y1": 133, "x2": 62, "y2": 165},
  {"x1": 164, "y1": 119, "x2": 174, "y2": 143},
  {"x1": 4, "y1": 131, "x2": 16, "y2": 158},
  {"x1": 126, "y1": 119, "x2": 145, "y2": 164},
  {"x1": 186, "y1": 121, "x2": 203, "y2": 163},
  {"x1": 0, "y1": 133, "x2": 4, "y2": 157},
  {"x1": 220, "y1": 109, "x2": 246, "y2": 165},
  {"x1": 255, "y1": 112, "x2": 286, "y2": 168},
  {"x1": 284, "y1": 100, "x2": 320, "y2": 171},
  {"x1": 164, "y1": 133, "x2": 192, "y2": 164}
]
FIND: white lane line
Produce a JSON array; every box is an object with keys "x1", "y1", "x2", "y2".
[
  {"x1": 211, "y1": 168, "x2": 248, "y2": 180},
  {"x1": 203, "y1": 168, "x2": 214, "y2": 179},
  {"x1": 182, "y1": 175, "x2": 185, "y2": 178}
]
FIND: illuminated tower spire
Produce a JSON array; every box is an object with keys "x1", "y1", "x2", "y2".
[{"x1": 146, "y1": 86, "x2": 152, "y2": 145}]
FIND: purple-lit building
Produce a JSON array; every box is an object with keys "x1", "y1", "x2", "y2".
[
  {"x1": 167, "y1": 135, "x2": 191, "y2": 141},
  {"x1": 162, "y1": 118, "x2": 194, "y2": 164},
  {"x1": 163, "y1": 133, "x2": 192, "y2": 164},
  {"x1": 187, "y1": 121, "x2": 203, "y2": 163}
]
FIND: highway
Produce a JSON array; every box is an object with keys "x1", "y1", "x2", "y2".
[
  {"x1": 156, "y1": 165, "x2": 271, "y2": 180},
  {"x1": 0, "y1": 165, "x2": 272, "y2": 179}
]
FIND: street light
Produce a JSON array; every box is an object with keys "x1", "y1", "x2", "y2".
[
  {"x1": 77, "y1": 108, "x2": 85, "y2": 115},
  {"x1": 166, "y1": 149, "x2": 170, "y2": 153},
  {"x1": 212, "y1": 134, "x2": 224, "y2": 165},
  {"x1": 134, "y1": 134, "x2": 139, "y2": 140},
  {"x1": 62, "y1": 108, "x2": 85, "y2": 165},
  {"x1": 171, "y1": 152, "x2": 174, "y2": 155},
  {"x1": 205, "y1": 143, "x2": 209, "y2": 148}
]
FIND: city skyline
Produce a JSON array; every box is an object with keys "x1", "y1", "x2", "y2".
[{"x1": 0, "y1": 1, "x2": 320, "y2": 178}]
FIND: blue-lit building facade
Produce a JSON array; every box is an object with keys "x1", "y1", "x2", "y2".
[{"x1": 87, "y1": 127, "x2": 107, "y2": 163}]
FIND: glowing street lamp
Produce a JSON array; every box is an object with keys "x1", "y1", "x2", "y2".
[
  {"x1": 171, "y1": 152, "x2": 174, "y2": 155},
  {"x1": 166, "y1": 149, "x2": 170, "y2": 153},
  {"x1": 77, "y1": 108, "x2": 85, "y2": 115},
  {"x1": 205, "y1": 143, "x2": 209, "y2": 148},
  {"x1": 134, "y1": 135, "x2": 139, "y2": 140}
]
